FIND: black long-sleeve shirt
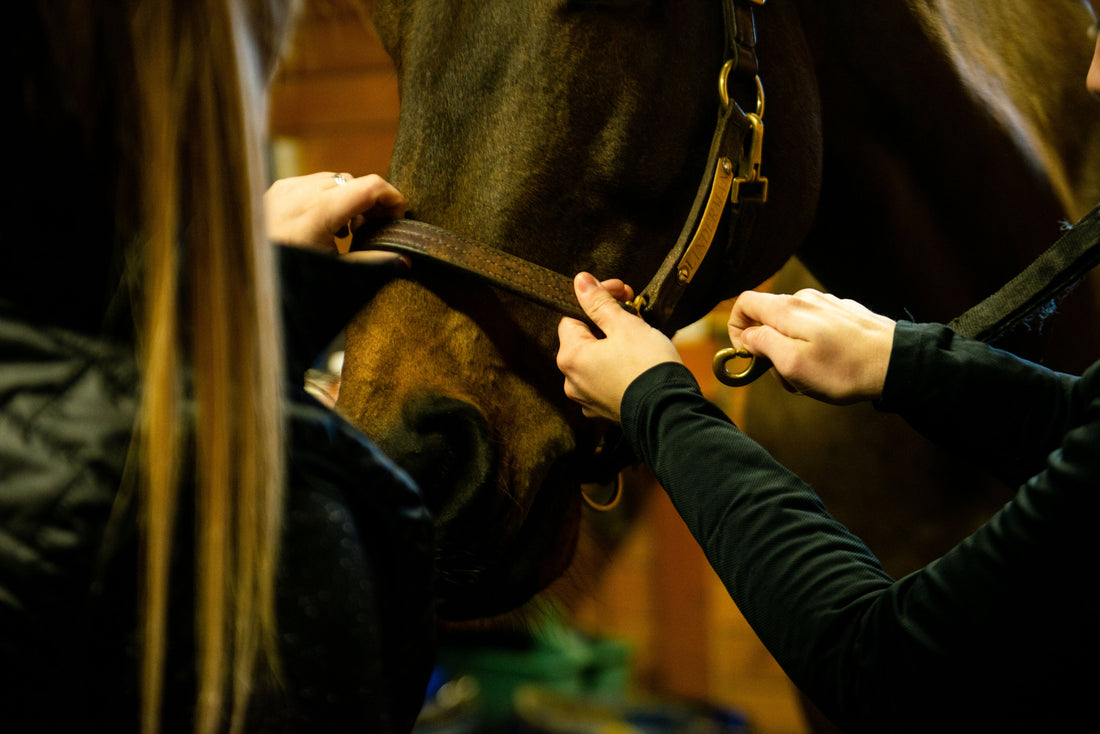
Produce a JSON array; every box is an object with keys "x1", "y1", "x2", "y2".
[{"x1": 621, "y1": 321, "x2": 1099, "y2": 733}]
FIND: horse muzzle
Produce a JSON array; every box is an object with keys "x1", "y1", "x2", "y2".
[{"x1": 372, "y1": 388, "x2": 581, "y2": 620}]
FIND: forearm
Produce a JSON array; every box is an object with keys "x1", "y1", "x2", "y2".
[
  {"x1": 877, "y1": 322, "x2": 1079, "y2": 486},
  {"x1": 621, "y1": 362, "x2": 1099, "y2": 732},
  {"x1": 622, "y1": 364, "x2": 895, "y2": 725}
]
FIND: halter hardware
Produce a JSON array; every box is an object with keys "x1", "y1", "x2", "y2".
[{"x1": 675, "y1": 157, "x2": 735, "y2": 285}]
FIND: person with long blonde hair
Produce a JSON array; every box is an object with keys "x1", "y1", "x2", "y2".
[{"x1": 2, "y1": 1, "x2": 434, "y2": 732}]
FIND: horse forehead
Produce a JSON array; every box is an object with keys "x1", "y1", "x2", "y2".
[
  {"x1": 380, "y1": 0, "x2": 725, "y2": 155},
  {"x1": 379, "y1": 0, "x2": 719, "y2": 59}
]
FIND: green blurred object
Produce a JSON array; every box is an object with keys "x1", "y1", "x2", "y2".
[
  {"x1": 435, "y1": 611, "x2": 634, "y2": 725},
  {"x1": 417, "y1": 609, "x2": 751, "y2": 733}
]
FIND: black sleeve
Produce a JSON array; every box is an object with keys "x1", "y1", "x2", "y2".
[
  {"x1": 876, "y1": 321, "x2": 1082, "y2": 488},
  {"x1": 267, "y1": 388, "x2": 437, "y2": 733},
  {"x1": 621, "y1": 361, "x2": 1100, "y2": 733},
  {"x1": 276, "y1": 244, "x2": 405, "y2": 378}
]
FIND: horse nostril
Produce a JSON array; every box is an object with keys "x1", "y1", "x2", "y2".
[{"x1": 382, "y1": 391, "x2": 495, "y2": 521}]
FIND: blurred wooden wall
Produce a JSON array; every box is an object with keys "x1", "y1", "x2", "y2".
[
  {"x1": 268, "y1": 7, "x2": 810, "y2": 733},
  {"x1": 269, "y1": 6, "x2": 398, "y2": 179}
]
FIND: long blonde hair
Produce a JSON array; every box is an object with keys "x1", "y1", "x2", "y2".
[
  {"x1": 126, "y1": 1, "x2": 295, "y2": 731},
  {"x1": 27, "y1": 0, "x2": 296, "y2": 728}
]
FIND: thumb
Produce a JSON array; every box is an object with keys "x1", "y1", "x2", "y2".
[
  {"x1": 738, "y1": 325, "x2": 761, "y2": 351},
  {"x1": 574, "y1": 272, "x2": 630, "y2": 333},
  {"x1": 741, "y1": 324, "x2": 785, "y2": 362}
]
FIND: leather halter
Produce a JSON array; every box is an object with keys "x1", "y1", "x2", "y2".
[
  {"x1": 351, "y1": 0, "x2": 771, "y2": 509},
  {"x1": 354, "y1": 0, "x2": 769, "y2": 343}
]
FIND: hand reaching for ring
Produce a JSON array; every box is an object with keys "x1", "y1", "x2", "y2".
[{"x1": 727, "y1": 288, "x2": 896, "y2": 404}]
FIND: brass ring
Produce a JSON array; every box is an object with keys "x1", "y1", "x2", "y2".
[
  {"x1": 718, "y1": 68, "x2": 766, "y2": 120},
  {"x1": 718, "y1": 59, "x2": 735, "y2": 110},
  {"x1": 581, "y1": 473, "x2": 623, "y2": 512}
]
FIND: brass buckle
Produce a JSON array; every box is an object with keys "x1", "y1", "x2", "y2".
[
  {"x1": 622, "y1": 293, "x2": 647, "y2": 316},
  {"x1": 731, "y1": 112, "x2": 768, "y2": 204},
  {"x1": 718, "y1": 72, "x2": 768, "y2": 204}
]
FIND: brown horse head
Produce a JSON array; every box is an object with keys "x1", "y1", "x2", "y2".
[{"x1": 338, "y1": 0, "x2": 822, "y2": 620}]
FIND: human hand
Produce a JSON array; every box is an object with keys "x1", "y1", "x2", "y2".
[
  {"x1": 557, "y1": 273, "x2": 683, "y2": 422},
  {"x1": 264, "y1": 171, "x2": 407, "y2": 259},
  {"x1": 727, "y1": 289, "x2": 896, "y2": 404}
]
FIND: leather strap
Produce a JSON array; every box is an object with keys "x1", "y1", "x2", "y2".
[
  {"x1": 634, "y1": 92, "x2": 756, "y2": 329},
  {"x1": 352, "y1": 218, "x2": 588, "y2": 321},
  {"x1": 725, "y1": 0, "x2": 760, "y2": 79},
  {"x1": 948, "y1": 201, "x2": 1100, "y2": 341},
  {"x1": 632, "y1": 0, "x2": 764, "y2": 331}
]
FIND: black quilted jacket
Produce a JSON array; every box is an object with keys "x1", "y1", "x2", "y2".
[{"x1": 0, "y1": 247, "x2": 436, "y2": 732}]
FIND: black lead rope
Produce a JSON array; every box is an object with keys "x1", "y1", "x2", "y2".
[{"x1": 948, "y1": 202, "x2": 1100, "y2": 342}]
